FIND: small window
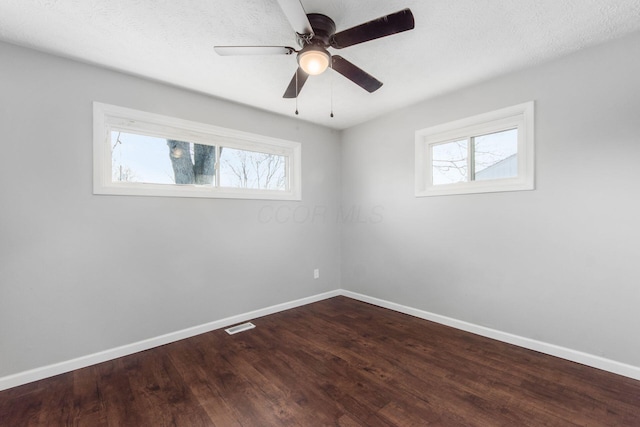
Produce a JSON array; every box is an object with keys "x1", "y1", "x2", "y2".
[
  {"x1": 416, "y1": 102, "x2": 534, "y2": 197},
  {"x1": 94, "y1": 103, "x2": 301, "y2": 200}
]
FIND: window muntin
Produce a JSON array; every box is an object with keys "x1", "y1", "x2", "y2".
[
  {"x1": 94, "y1": 103, "x2": 301, "y2": 200},
  {"x1": 415, "y1": 102, "x2": 534, "y2": 197}
]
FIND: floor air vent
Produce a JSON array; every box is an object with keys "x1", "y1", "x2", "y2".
[{"x1": 225, "y1": 322, "x2": 256, "y2": 335}]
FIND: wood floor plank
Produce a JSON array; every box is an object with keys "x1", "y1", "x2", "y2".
[
  {"x1": 1, "y1": 296, "x2": 640, "y2": 426},
  {"x1": 71, "y1": 366, "x2": 107, "y2": 427},
  {"x1": 167, "y1": 340, "x2": 243, "y2": 427},
  {"x1": 95, "y1": 359, "x2": 146, "y2": 427}
]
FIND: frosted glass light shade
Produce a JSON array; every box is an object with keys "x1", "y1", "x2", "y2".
[{"x1": 298, "y1": 47, "x2": 330, "y2": 75}]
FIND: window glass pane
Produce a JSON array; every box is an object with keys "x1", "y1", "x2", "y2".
[
  {"x1": 111, "y1": 131, "x2": 215, "y2": 186},
  {"x1": 474, "y1": 128, "x2": 518, "y2": 181},
  {"x1": 432, "y1": 139, "x2": 468, "y2": 185},
  {"x1": 220, "y1": 147, "x2": 286, "y2": 190}
]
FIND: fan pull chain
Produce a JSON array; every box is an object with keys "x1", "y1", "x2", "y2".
[
  {"x1": 295, "y1": 69, "x2": 299, "y2": 115},
  {"x1": 330, "y1": 60, "x2": 334, "y2": 118}
]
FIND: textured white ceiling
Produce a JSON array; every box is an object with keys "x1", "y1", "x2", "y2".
[{"x1": 1, "y1": 0, "x2": 640, "y2": 129}]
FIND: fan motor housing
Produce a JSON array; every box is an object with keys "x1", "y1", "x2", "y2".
[{"x1": 306, "y1": 13, "x2": 336, "y2": 46}]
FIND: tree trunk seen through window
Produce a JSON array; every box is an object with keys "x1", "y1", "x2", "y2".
[{"x1": 167, "y1": 140, "x2": 216, "y2": 185}]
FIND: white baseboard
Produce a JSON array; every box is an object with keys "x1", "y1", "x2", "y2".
[
  {"x1": 2, "y1": 288, "x2": 639, "y2": 391},
  {"x1": 0, "y1": 290, "x2": 340, "y2": 391},
  {"x1": 341, "y1": 290, "x2": 640, "y2": 381}
]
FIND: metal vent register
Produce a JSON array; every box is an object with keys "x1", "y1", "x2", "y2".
[{"x1": 225, "y1": 322, "x2": 256, "y2": 335}]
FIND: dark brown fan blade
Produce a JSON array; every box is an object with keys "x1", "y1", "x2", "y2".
[
  {"x1": 214, "y1": 46, "x2": 296, "y2": 56},
  {"x1": 331, "y1": 56, "x2": 382, "y2": 93},
  {"x1": 283, "y1": 68, "x2": 310, "y2": 98},
  {"x1": 330, "y1": 8, "x2": 414, "y2": 49}
]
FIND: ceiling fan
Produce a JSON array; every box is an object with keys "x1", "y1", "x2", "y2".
[{"x1": 214, "y1": 0, "x2": 415, "y2": 99}]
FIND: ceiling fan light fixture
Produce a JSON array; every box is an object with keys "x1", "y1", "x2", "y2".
[{"x1": 297, "y1": 45, "x2": 330, "y2": 75}]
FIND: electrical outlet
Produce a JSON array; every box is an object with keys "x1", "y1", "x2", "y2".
[{"x1": 313, "y1": 269, "x2": 320, "y2": 279}]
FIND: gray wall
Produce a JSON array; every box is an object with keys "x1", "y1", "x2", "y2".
[
  {"x1": 0, "y1": 41, "x2": 341, "y2": 377},
  {"x1": 341, "y1": 32, "x2": 640, "y2": 367}
]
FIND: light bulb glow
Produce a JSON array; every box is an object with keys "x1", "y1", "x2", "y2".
[{"x1": 298, "y1": 48, "x2": 330, "y2": 75}]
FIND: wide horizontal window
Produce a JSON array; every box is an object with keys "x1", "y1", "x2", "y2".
[
  {"x1": 94, "y1": 103, "x2": 301, "y2": 200},
  {"x1": 415, "y1": 102, "x2": 534, "y2": 197}
]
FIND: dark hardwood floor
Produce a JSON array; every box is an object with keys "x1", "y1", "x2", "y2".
[{"x1": 2, "y1": 296, "x2": 640, "y2": 426}]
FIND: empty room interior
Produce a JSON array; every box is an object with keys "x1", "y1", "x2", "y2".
[{"x1": 1, "y1": 0, "x2": 640, "y2": 425}]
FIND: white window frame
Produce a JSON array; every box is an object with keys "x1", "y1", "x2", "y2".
[
  {"x1": 415, "y1": 101, "x2": 535, "y2": 197},
  {"x1": 93, "y1": 102, "x2": 302, "y2": 200}
]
